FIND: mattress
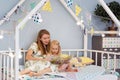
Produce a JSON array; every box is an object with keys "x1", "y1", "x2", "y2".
[{"x1": 27, "y1": 65, "x2": 106, "y2": 80}]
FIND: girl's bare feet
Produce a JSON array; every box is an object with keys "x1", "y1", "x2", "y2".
[
  {"x1": 66, "y1": 68, "x2": 78, "y2": 72},
  {"x1": 29, "y1": 72, "x2": 43, "y2": 77},
  {"x1": 29, "y1": 72, "x2": 35, "y2": 77}
]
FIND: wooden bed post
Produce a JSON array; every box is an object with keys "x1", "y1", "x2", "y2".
[
  {"x1": 15, "y1": 0, "x2": 48, "y2": 80},
  {"x1": 84, "y1": 28, "x2": 88, "y2": 57}
]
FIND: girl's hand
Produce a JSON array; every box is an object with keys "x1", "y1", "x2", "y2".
[{"x1": 59, "y1": 64, "x2": 69, "y2": 72}]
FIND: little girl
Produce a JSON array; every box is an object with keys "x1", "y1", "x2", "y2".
[
  {"x1": 49, "y1": 40, "x2": 77, "y2": 72},
  {"x1": 20, "y1": 40, "x2": 77, "y2": 77}
]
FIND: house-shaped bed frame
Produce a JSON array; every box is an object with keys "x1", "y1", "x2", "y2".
[{"x1": 0, "y1": 0, "x2": 120, "y2": 80}]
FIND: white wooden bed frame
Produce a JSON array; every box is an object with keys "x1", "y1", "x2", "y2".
[{"x1": 0, "y1": 0, "x2": 120, "y2": 80}]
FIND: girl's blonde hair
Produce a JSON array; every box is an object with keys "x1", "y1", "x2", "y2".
[{"x1": 50, "y1": 40, "x2": 61, "y2": 55}]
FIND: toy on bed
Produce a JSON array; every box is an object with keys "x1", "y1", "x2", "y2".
[{"x1": 70, "y1": 57, "x2": 94, "y2": 67}]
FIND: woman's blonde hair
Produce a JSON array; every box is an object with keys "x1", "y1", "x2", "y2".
[
  {"x1": 50, "y1": 40, "x2": 61, "y2": 55},
  {"x1": 36, "y1": 29, "x2": 50, "y2": 55}
]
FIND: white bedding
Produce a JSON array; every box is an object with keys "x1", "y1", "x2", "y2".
[
  {"x1": 19, "y1": 65, "x2": 118, "y2": 80},
  {"x1": 93, "y1": 74, "x2": 118, "y2": 80},
  {"x1": 33, "y1": 75, "x2": 118, "y2": 80}
]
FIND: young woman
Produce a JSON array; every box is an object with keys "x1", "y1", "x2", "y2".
[{"x1": 25, "y1": 29, "x2": 51, "y2": 68}]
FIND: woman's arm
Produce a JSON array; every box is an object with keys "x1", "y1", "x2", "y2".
[
  {"x1": 26, "y1": 49, "x2": 41, "y2": 60},
  {"x1": 26, "y1": 49, "x2": 49, "y2": 61}
]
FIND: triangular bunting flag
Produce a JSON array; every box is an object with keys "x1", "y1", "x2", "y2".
[
  {"x1": 32, "y1": 13, "x2": 43, "y2": 24},
  {"x1": 75, "y1": 5, "x2": 82, "y2": 16},
  {"x1": 90, "y1": 27, "x2": 94, "y2": 36},
  {"x1": 18, "y1": 19, "x2": 26, "y2": 30},
  {"x1": 67, "y1": 0, "x2": 73, "y2": 7},
  {"x1": 30, "y1": 2, "x2": 36, "y2": 9},
  {"x1": 41, "y1": 0, "x2": 52, "y2": 12}
]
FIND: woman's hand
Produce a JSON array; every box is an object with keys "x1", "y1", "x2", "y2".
[
  {"x1": 44, "y1": 54, "x2": 53, "y2": 61},
  {"x1": 37, "y1": 54, "x2": 53, "y2": 61},
  {"x1": 38, "y1": 57, "x2": 50, "y2": 61}
]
